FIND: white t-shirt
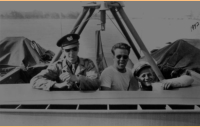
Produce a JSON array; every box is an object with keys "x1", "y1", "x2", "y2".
[{"x1": 100, "y1": 66, "x2": 132, "y2": 91}]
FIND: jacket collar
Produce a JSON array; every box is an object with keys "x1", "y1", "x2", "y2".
[{"x1": 62, "y1": 57, "x2": 85, "y2": 74}]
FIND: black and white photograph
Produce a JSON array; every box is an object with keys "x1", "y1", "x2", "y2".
[{"x1": 0, "y1": 1, "x2": 200, "y2": 125}]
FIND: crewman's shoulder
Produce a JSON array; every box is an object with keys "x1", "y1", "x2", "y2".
[
  {"x1": 49, "y1": 59, "x2": 65, "y2": 68},
  {"x1": 79, "y1": 57, "x2": 95, "y2": 65},
  {"x1": 102, "y1": 66, "x2": 115, "y2": 73}
]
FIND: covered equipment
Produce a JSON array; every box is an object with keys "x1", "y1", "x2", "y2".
[
  {"x1": 149, "y1": 39, "x2": 200, "y2": 79},
  {"x1": 0, "y1": 37, "x2": 54, "y2": 83}
]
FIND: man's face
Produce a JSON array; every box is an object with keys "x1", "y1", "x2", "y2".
[
  {"x1": 138, "y1": 67, "x2": 156, "y2": 86},
  {"x1": 63, "y1": 46, "x2": 79, "y2": 63},
  {"x1": 113, "y1": 48, "x2": 129, "y2": 70}
]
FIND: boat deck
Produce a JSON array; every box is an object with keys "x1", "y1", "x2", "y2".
[{"x1": 0, "y1": 74, "x2": 200, "y2": 125}]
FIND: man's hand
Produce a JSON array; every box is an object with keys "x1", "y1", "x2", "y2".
[
  {"x1": 161, "y1": 80, "x2": 173, "y2": 90},
  {"x1": 60, "y1": 71, "x2": 79, "y2": 82},
  {"x1": 65, "y1": 73, "x2": 79, "y2": 82},
  {"x1": 59, "y1": 72, "x2": 69, "y2": 82}
]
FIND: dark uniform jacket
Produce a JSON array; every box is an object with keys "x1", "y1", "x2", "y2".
[{"x1": 30, "y1": 57, "x2": 99, "y2": 91}]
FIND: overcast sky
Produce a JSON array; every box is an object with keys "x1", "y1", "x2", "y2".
[{"x1": 0, "y1": 1, "x2": 200, "y2": 18}]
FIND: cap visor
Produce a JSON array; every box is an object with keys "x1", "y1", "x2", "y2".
[{"x1": 62, "y1": 44, "x2": 79, "y2": 49}]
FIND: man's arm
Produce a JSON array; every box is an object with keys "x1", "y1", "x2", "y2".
[
  {"x1": 30, "y1": 63, "x2": 60, "y2": 91},
  {"x1": 100, "y1": 68, "x2": 112, "y2": 91},
  {"x1": 78, "y1": 59, "x2": 100, "y2": 91},
  {"x1": 161, "y1": 75, "x2": 194, "y2": 89}
]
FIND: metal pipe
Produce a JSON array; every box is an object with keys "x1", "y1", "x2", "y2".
[
  {"x1": 117, "y1": 7, "x2": 164, "y2": 81},
  {"x1": 110, "y1": 8, "x2": 140, "y2": 59},
  {"x1": 49, "y1": 7, "x2": 89, "y2": 65},
  {"x1": 70, "y1": 7, "x2": 90, "y2": 34},
  {"x1": 100, "y1": 10, "x2": 106, "y2": 31},
  {"x1": 77, "y1": 8, "x2": 95, "y2": 35},
  {"x1": 49, "y1": 49, "x2": 62, "y2": 65}
]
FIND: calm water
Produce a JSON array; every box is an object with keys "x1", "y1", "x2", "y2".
[{"x1": 0, "y1": 18, "x2": 199, "y2": 63}]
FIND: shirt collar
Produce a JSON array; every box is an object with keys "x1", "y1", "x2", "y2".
[{"x1": 62, "y1": 57, "x2": 81, "y2": 67}]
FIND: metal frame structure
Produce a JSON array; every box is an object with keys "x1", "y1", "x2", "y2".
[{"x1": 50, "y1": 1, "x2": 164, "y2": 81}]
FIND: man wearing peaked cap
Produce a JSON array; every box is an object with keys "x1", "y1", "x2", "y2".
[
  {"x1": 57, "y1": 34, "x2": 80, "y2": 49},
  {"x1": 31, "y1": 34, "x2": 100, "y2": 91},
  {"x1": 57, "y1": 34, "x2": 80, "y2": 64}
]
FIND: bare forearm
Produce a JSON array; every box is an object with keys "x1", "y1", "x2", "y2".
[{"x1": 163, "y1": 75, "x2": 194, "y2": 88}]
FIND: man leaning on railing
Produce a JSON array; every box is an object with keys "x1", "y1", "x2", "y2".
[{"x1": 30, "y1": 34, "x2": 100, "y2": 91}]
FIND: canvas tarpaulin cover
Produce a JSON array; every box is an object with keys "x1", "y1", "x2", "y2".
[
  {"x1": 0, "y1": 37, "x2": 54, "y2": 68},
  {"x1": 149, "y1": 39, "x2": 200, "y2": 79},
  {"x1": 0, "y1": 37, "x2": 54, "y2": 82}
]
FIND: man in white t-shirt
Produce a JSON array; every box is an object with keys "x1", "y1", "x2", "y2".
[{"x1": 100, "y1": 43, "x2": 133, "y2": 91}]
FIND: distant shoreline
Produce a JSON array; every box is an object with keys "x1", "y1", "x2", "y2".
[
  {"x1": 1, "y1": 10, "x2": 200, "y2": 20},
  {"x1": 1, "y1": 17, "x2": 199, "y2": 21},
  {"x1": 0, "y1": 10, "x2": 99, "y2": 19}
]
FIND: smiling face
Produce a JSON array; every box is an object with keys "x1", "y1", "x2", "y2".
[
  {"x1": 63, "y1": 46, "x2": 79, "y2": 64},
  {"x1": 113, "y1": 48, "x2": 129, "y2": 71},
  {"x1": 136, "y1": 67, "x2": 156, "y2": 91},
  {"x1": 138, "y1": 67, "x2": 155, "y2": 83}
]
